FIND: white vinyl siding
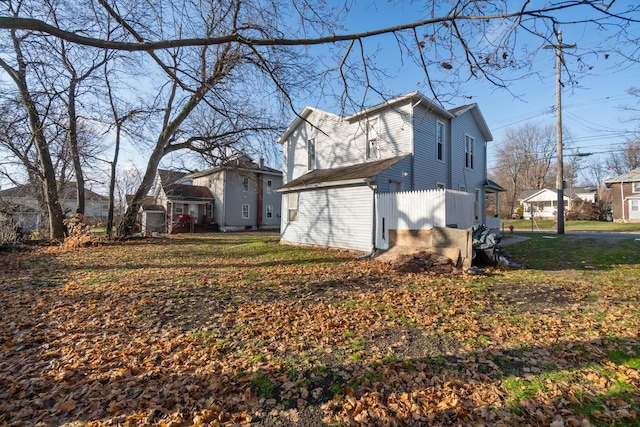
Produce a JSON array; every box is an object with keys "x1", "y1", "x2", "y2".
[
  {"x1": 280, "y1": 186, "x2": 374, "y2": 252},
  {"x1": 366, "y1": 119, "x2": 379, "y2": 160},
  {"x1": 287, "y1": 193, "x2": 299, "y2": 222}
]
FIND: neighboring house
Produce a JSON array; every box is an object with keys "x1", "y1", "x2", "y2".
[
  {"x1": 0, "y1": 182, "x2": 108, "y2": 232},
  {"x1": 518, "y1": 187, "x2": 598, "y2": 220},
  {"x1": 189, "y1": 154, "x2": 283, "y2": 231},
  {"x1": 276, "y1": 91, "x2": 496, "y2": 252},
  {"x1": 605, "y1": 167, "x2": 640, "y2": 222},
  {"x1": 141, "y1": 169, "x2": 215, "y2": 233}
]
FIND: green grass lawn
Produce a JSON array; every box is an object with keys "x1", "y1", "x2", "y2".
[
  {"x1": 502, "y1": 218, "x2": 640, "y2": 232},
  {"x1": 1, "y1": 232, "x2": 638, "y2": 426}
]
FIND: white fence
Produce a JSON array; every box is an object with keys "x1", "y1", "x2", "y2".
[{"x1": 375, "y1": 189, "x2": 474, "y2": 250}]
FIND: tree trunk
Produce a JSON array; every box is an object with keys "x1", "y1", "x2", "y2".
[
  {"x1": 117, "y1": 144, "x2": 165, "y2": 237},
  {"x1": 67, "y1": 79, "x2": 85, "y2": 215},
  {"x1": 0, "y1": 40, "x2": 66, "y2": 240}
]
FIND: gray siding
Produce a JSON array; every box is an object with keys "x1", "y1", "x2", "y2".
[
  {"x1": 413, "y1": 104, "x2": 450, "y2": 190},
  {"x1": 261, "y1": 175, "x2": 283, "y2": 228},
  {"x1": 374, "y1": 156, "x2": 413, "y2": 193},
  {"x1": 450, "y1": 110, "x2": 487, "y2": 223},
  {"x1": 280, "y1": 186, "x2": 374, "y2": 252},
  {"x1": 194, "y1": 172, "x2": 225, "y2": 227}
]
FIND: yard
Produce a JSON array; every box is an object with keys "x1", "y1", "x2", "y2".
[{"x1": 1, "y1": 232, "x2": 639, "y2": 426}]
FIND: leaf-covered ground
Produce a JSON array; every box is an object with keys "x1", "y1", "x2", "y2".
[{"x1": 1, "y1": 233, "x2": 638, "y2": 426}]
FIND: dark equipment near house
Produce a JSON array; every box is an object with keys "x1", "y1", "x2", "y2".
[{"x1": 472, "y1": 225, "x2": 505, "y2": 266}]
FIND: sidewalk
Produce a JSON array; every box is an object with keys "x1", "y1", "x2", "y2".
[{"x1": 500, "y1": 234, "x2": 530, "y2": 246}]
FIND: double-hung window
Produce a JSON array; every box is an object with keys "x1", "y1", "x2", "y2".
[
  {"x1": 465, "y1": 135, "x2": 475, "y2": 169},
  {"x1": 242, "y1": 204, "x2": 250, "y2": 219},
  {"x1": 436, "y1": 120, "x2": 445, "y2": 162},
  {"x1": 307, "y1": 139, "x2": 316, "y2": 170},
  {"x1": 366, "y1": 119, "x2": 379, "y2": 160},
  {"x1": 288, "y1": 193, "x2": 298, "y2": 222}
]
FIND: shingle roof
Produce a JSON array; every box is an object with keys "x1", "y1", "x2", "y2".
[
  {"x1": 277, "y1": 155, "x2": 409, "y2": 191},
  {"x1": 163, "y1": 184, "x2": 213, "y2": 201},
  {"x1": 158, "y1": 169, "x2": 189, "y2": 185},
  {"x1": 604, "y1": 167, "x2": 640, "y2": 186}
]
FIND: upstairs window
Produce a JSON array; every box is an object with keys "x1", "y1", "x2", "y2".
[
  {"x1": 266, "y1": 179, "x2": 273, "y2": 194},
  {"x1": 366, "y1": 119, "x2": 379, "y2": 160},
  {"x1": 307, "y1": 138, "x2": 316, "y2": 170},
  {"x1": 243, "y1": 177, "x2": 249, "y2": 192},
  {"x1": 633, "y1": 182, "x2": 640, "y2": 193},
  {"x1": 436, "y1": 120, "x2": 445, "y2": 161},
  {"x1": 465, "y1": 135, "x2": 475, "y2": 170}
]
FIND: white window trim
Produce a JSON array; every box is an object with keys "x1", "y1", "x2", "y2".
[
  {"x1": 266, "y1": 179, "x2": 273, "y2": 194},
  {"x1": 242, "y1": 177, "x2": 249, "y2": 192},
  {"x1": 266, "y1": 205, "x2": 273, "y2": 219},
  {"x1": 366, "y1": 119, "x2": 379, "y2": 160},
  {"x1": 287, "y1": 193, "x2": 299, "y2": 222},
  {"x1": 307, "y1": 138, "x2": 316, "y2": 171},
  {"x1": 242, "y1": 204, "x2": 250, "y2": 219},
  {"x1": 436, "y1": 120, "x2": 445, "y2": 162},
  {"x1": 465, "y1": 134, "x2": 475, "y2": 170},
  {"x1": 633, "y1": 182, "x2": 640, "y2": 193}
]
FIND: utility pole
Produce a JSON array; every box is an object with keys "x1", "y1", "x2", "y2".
[{"x1": 544, "y1": 30, "x2": 575, "y2": 235}]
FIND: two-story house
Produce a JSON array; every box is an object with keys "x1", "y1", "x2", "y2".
[
  {"x1": 141, "y1": 155, "x2": 283, "y2": 233},
  {"x1": 605, "y1": 167, "x2": 640, "y2": 222},
  {"x1": 276, "y1": 91, "x2": 494, "y2": 252},
  {"x1": 189, "y1": 154, "x2": 283, "y2": 231}
]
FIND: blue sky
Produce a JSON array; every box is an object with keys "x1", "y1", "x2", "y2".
[{"x1": 299, "y1": 0, "x2": 640, "y2": 180}]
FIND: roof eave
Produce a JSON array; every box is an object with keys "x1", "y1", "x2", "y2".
[{"x1": 275, "y1": 178, "x2": 370, "y2": 193}]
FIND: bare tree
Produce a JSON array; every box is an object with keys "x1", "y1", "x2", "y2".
[
  {"x1": 1, "y1": 0, "x2": 639, "y2": 236},
  {"x1": 606, "y1": 138, "x2": 640, "y2": 176},
  {"x1": 491, "y1": 122, "x2": 558, "y2": 217}
]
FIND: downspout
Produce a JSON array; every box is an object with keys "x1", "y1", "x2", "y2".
[
  {"x1": 357, "y1": 179, "x2": 378, "y2": 259},
  {"x1": 257, "y1": 172, "x2": 264, "y2": 228},
  {"x1": 411, "y1": 99, "x2": 421, "y2": 191},
  {"x1": 620, "y1": 180, "x2": 627, "y2": 223}
]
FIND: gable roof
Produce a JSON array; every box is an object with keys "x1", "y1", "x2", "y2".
[
  {"x1": 188, "y1": 155, "x2": 282, "y2": 179},
  {"x1": 448, "y1": 103, "x2": 493, "y2": 141},
  {"x1": 277, "y1": 91, "x2": 493, "y2": 145},
  {"x1": 158, "y1": 169, "x2": 189, "y2": 185},
  {"x1": 276, "y1": 155, "x2": 409, "y2": 192},
  {"x1": 605, "y1": 167, "x2": 640, "y2": 186}
]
